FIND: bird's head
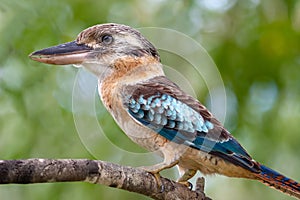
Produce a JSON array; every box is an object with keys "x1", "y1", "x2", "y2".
[{"x1": 29, "y1": 23, "x2": 161, "y2": 78}]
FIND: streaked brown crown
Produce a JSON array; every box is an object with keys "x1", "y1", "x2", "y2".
[{"x1": 76, "y1": 23, "x2": 160, "y2": 61}]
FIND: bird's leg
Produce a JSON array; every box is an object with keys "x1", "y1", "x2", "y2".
[
  {"x1": 139, "y1": 158, "x2": 179, "y2": 191},
  {"x1": 139, "y1": 160, "x2": 179, "y2": 173},
  {"x1": 177, "y1": 166, "x2": 197, "y2": 189}
]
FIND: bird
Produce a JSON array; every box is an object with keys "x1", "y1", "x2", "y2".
[{"x1": 29, "y1": 23, "x2": 300, "y2": 199}]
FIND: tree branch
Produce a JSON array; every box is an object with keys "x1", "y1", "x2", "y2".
[{"x1": 0, "y1": 159, "x2": 211, "y2": 200}]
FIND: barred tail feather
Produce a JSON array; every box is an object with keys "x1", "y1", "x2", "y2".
[{"x1": 255, "y1": 165, "x2": 300, "y2": 199}]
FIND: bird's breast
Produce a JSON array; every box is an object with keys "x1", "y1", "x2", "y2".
[{"x1": 98, "y1": 80, "x2": 169, "y2": 152}]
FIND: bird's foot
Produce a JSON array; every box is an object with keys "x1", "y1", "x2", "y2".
[
  {"x1": 176, "y1": 168, "x2": 196, "y2": 190},
  {"x1": 178, "y1": 181, "x2": 193, "y2": 190},
  {"x1": 138, "y1": 166, "x2": 164, "y2": 192},
  {"x1": 138, "y1": 160, "x2": 178, "y2": 192}
]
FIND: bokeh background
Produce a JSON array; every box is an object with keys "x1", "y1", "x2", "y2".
[{"x1": 0, "y1": 0, "x2": 300, "y2": 200}]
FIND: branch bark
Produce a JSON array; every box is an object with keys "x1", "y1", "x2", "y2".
[{"x1": 0, "y1": 159, "x2": 211, "y2": 200}]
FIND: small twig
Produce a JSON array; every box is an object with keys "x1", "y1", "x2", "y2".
[{"x1": 0, "y1": 159, "x2": 211, "y2": 200}]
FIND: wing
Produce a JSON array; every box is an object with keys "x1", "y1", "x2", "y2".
[{"x1": 123, "y1": 76, "x2": 260, "y2": 172}]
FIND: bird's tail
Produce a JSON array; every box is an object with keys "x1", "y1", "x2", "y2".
[{"x1": 254, "y1": 164, "x2": 300, "y2": 199}]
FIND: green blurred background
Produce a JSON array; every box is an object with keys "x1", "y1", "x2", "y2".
[{"x1": 0, "y1": 0, "x2": 299, "y2": 199}]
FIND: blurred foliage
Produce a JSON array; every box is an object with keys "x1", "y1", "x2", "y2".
[{"x1": 0, "y1": 0, "x2": 300, "y2": 200}]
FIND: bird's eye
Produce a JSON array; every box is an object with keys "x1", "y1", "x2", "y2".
[{"x1": 101, "y1": 34, "x2": 113, "y2": 45}]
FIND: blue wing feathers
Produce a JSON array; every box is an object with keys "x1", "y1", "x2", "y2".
[
  {"x1": 127, "y1": 92, "x2": 249, "y2": 154},
  {"x1": 128, "y1": 93, "x2": 212, "y2": 134}
]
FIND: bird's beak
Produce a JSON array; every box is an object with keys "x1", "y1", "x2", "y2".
[{"x1": 29, "y1": 41, "x2": 93, "y2": 65}]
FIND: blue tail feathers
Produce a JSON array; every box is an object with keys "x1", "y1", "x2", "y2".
[{"x1": 256, "y1": 164, "x2": 300, "y2": 199}]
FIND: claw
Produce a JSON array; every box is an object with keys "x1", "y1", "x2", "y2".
[
  {"x1": 139, "y1": 166, "x2": 165, "y2": 192},
  {"x1": 178, "y1": 181, "x2": 193, "y2": 190},
  {"x1": 152, "y1": 172, "x2": 165, "y2": 192}
]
